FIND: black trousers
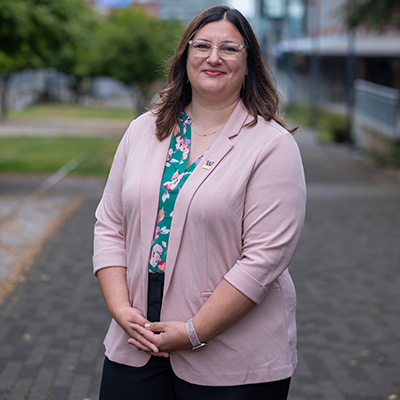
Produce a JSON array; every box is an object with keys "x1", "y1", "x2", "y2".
[{"x1": 99, "y1": 273, "x2": 291, "y2": 400}]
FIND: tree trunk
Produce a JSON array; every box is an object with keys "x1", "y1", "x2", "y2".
[
  {"x1": 0, "y1": 74, "x2": 10, "y2": 121},
  {"x1": 135, "y1": 81, "x2": 153, "y2": 113},
  {"x1": 73, "y1": 76, "x2": 83, "y2": 104}
]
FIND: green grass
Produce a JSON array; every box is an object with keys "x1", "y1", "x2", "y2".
[
  {"x1": 0, "y1": 136, "x2": 120, "y2": 176},
  {"x1": 9, "y1": 103, "x2": 136, "y2": 120},
  {"x1": 0, "y1": 103, "x2": 135, "y2": 176}
]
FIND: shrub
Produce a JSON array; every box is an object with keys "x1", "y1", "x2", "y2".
[{"x1": 285, "y1": 103, "x2": 347, "y2": 143}]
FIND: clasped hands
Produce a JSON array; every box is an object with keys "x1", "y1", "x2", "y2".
[{"x1": 114, "y1": 305, "x2": 191, "y2": 358}]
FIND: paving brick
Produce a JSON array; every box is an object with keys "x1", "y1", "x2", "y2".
[
  {"x1": 8, "y1": 377, "x2": 32, "y2": 400},
  {"x1": 28, "y1": 367, "x2": 55, "y2": 399},
  {"x1": 1, "y1": 129, "x2": 400, "y2": 399},
  {"x1": 69, "y1": 374, "x2": 92, "y2": 400},
  {"x1": 46, "y1": 385, "x2": 69, "y2": 400},
  {"x1": 0, "y1": 361, "x2": 21, "y2": 398},
  {"x1": 319, "y1": 380, "x2": 346, "y2": 400}
]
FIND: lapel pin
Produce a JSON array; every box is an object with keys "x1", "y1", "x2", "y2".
[{"x1": 202, "y1": 160, "x2": 215, "y2": 170}]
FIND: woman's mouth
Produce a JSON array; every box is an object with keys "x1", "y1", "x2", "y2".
[{"x1": 204, "y1": 70, "x2": 225, "y2": 77}]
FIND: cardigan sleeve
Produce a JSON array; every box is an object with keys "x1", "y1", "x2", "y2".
[
  {"x1": 92, "y1": 122, "x2": 133, "y2": 275},
  {"x1": 224, "y1": 131, "x2": 306, "y2": 304}
]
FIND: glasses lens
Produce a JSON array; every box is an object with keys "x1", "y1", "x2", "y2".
[
  {"x1": 189, "y1": 40, "x2": 243, "y2": 60},
  {"x1": 219, "y1": 43, "x2": 241, "y2": 59},
  {"x1": 192, "y1": 40, "x2": 212, "y2": 53}
]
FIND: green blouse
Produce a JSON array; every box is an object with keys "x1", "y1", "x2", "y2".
[{"x1": 148, "y1": 111, "x2": 203, "y2": 274}]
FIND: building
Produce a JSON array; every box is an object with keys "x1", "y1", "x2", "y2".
[
  {"x1": 258, "y1": 0, "x2": 400, "y2": 154},
  {"x1": 132, "y1": 2, "x2": 160, "y2": 18},
  {"x1": 267, "y1": 0, "x2": 400, "y2": 103},
  {"x1": 134, "y1": 0, "x2": 231, "y2": 22},
  {"x1": 92, "y1": 0, "x2": 241, "y2": 22}
]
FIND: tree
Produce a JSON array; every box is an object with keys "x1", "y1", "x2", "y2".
[
  {"x1": 343, "y1": 0, "x2": 400, "y2": 30},
  {"x1": 0, "y1": 0, "x2": 97, "y2": 118},
  {"x1": 51, "y1": 3, "x2": 101, "y2": 103},
  {"x1": 0, "y1": 0, "x2": 32, "y2": 118},
  {"x1": 94, "y1": 8, "x2": 184, "y2": 111}
]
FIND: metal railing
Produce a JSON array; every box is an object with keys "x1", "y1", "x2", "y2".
[{"x1": 354, "y1": 79, "x2": 400, "y2": 140}]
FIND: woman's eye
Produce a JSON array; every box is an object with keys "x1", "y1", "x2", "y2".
[
  {"x1": 221, "y1": 45, "x2": 239, "y2": 53},
  {"x1": 195, "y1": 43, "x2": 211, "y2": 50}
]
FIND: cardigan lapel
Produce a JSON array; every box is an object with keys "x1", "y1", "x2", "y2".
[{"x1": 163, "y1": 101, "x2": 251, "y2": 295}]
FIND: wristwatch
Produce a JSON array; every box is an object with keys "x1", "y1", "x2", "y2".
[{"x1": 185, "y1": 318, "x2": 208, "y2": 351}]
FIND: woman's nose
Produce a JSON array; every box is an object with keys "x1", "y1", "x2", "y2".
[{"x1": 207, "y1": 46, "x2": 221, "y2": 63}]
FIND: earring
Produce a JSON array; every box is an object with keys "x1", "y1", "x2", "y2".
[{"x1": 242, "y1": 76, "x2": 247, "y2": 90}]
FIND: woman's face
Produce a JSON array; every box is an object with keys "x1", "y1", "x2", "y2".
[{"x1": 186, "y1": 19, "x2": 248, "y2": 104}]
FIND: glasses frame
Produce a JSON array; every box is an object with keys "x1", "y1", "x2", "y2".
[{"x1": 188, "y1": 39, "x2": 246, "y2": 60}]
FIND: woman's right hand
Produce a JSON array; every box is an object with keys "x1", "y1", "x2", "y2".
[
  {"x1": 96, "y1": 267, "x2": 168, "y2": 357},
  {"x1": 113, "y1": 305, "x2": 169, "y2": 357}
]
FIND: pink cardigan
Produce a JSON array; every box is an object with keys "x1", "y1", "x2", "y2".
[{"x1": 93, "y1": 100, "x2": 306, "y2": 386}]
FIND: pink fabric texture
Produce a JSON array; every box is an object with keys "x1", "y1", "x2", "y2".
[{"x1": 93, "y1": 101, "x2": 306, "y2": 385}]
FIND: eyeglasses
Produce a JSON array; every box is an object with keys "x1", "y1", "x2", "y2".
[{"x1": 188, "y1": 39, "x2": 246, "y2": 60}]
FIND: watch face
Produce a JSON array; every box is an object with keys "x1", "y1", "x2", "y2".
[{"x1": 192, "y1": 343, "x2": 208, "y2": 351}]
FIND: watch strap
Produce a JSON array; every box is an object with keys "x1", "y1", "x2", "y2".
[{"x1": 185, "y1": 318, "x2": 207, "y2": 351}]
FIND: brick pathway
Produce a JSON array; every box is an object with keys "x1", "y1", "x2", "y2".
[
  {"x1": 0, "y1": 177, "x2": 108, "y2": 400},
  {"x1": 290, "y1": 131, "x2": 400, "y2": 400},
  {"x1": 0, "y1": 128, "x2": 399, "y2": 399}
]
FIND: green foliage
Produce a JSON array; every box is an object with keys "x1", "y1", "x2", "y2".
[
  {"x1": 0, "y1": 2, "x2": 184, "y2": 114},
  {"x1": 285, "y1": 104, "x2": 347, "y2": 143},
  {"x1": 0, "y1": 0, "x2": 100, "y2": 116},
  {"x1": 52, "y1": 2, "x2": 101, "y2": 79},
  {"x1": 0, "y1": 0, "x2": 184, "y2": 79},
  {"x1": 0, "y1": 0, "x2": 34, "y2": 72},
  {"x1": 370, "y1": 142, "x2": 400, "y2": 167},
  {"x1": 95, "y1": 8, "x2": 184, "y2": 85},
  {"x1": 343, "y1": 0, "x2": 400, "y2": 30},
  {"x1": 0, "y1": 0, "x2": 97, "y2": 75},
  {"x1": 91, "y1": 8, "x2": 184, "y2": 111}
]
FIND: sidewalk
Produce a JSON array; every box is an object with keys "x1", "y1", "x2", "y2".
[
  {"x1": 0, "y1": 127, "x2": 399, "y2": 399},
  {"x1": 0, "y1": 175, "x2": 108, "y2": 400},
  {"x1": 291, "y1": 130, "x2": 400, "y2": 400},
  {"x1": 0, "y1": 118, "x2": 129, "y2": 138}
]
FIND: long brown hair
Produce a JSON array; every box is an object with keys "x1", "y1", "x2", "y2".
[{"x1": 153, "y1": 6, "x2": 292, "y2": 141}]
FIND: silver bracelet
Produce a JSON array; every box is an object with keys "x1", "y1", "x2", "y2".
[{"x1": 185, "y1": 318, "x2": 208, "y2": 351}]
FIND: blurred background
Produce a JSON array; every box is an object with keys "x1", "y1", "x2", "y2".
[
  {"x1": 1, "y1": 0, "x2": 399, "y2": 165},
  {"x1": 1, "y1": 2, "x2": 400, "y2": 399}
]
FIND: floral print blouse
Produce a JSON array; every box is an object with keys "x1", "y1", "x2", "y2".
[{"x1": 148, "y1": 111, "x2": 203, "y2": 274}]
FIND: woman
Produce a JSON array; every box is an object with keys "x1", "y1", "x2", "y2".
[{"x1": 93, "y1": 5, "x2": 306, "y2": 400}]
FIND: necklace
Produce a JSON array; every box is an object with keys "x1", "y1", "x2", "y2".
[
  {"x1": 186, "y1": 114, "x2": 225, "y2": 137},
  {"x1": 192, "y1": 125, "x2": 223, "y2": 137}
]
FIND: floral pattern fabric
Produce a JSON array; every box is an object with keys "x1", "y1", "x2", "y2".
[{"x1": 148, "y1": 111, "x2": 203, "y2": 274}]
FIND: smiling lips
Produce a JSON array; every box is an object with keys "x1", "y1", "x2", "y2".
[{"x1": 203, "y1": 69, "x2": 225, "y2": 77}]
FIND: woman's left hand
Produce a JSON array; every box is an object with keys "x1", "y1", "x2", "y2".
[{"x1": 128, "y1": 321, "x2": 191, "y2": 354}]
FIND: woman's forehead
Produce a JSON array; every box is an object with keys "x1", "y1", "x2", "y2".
[{"x1": 193, "y1": 20, "x2": 243, "y2": 42}]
